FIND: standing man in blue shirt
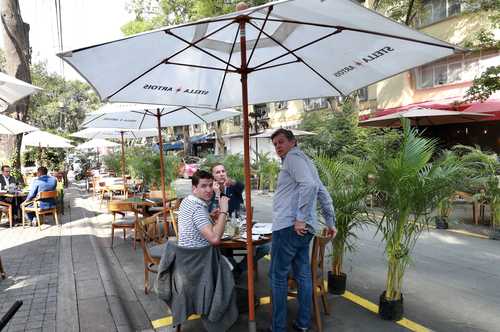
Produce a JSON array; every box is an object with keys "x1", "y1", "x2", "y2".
[
  {"x1": 23, "y1": 166, "x2": 57, "y2": 226},
  {"x1": 270, "y1": 129, "x2": 336, "y2": 332}
]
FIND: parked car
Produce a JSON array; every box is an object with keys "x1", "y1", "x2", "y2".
[{"x1": 178, "y1": 156, "x2": 202, "y2": 178}]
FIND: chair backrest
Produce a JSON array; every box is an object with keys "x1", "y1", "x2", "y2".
[
  {"x1": 108, "y1": 200, "x2": 138, "y2": 214},
  {"x1": 37, "y1": 191, "x2": 57, "y2": 200},
  {"x1": 137, "y1": 212, "x2": 164, "y2": 262},
  {"x1": 147, "y1": 190, "x2": 163, "y2": 199},
  {"x1": 311, "y1": 234, "x2": 333, "y2": 283}
]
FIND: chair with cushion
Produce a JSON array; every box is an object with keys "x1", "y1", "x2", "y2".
[
  {"x1": 21, "y1": 191, "x2": 59, "y2": 230},
  {"x1": 288, "y1": 233, "x2": 332, "y2": 332},
  {"x1": 0, "y1": 201, "x2": 13, "y2": 228},
  {"x1": 136, "y1": 212, "x2": 167, "y2": 294},
  {"x1": 109, "y1": 200, "x2": 140, "y2": 249}
]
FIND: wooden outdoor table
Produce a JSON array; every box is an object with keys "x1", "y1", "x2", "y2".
[
  {"x1": 0, "y1": 191, "x2": 28, "y2": 222},
  {"x1": 219, "y1": 235, "x2": 272, "y2": 249}
]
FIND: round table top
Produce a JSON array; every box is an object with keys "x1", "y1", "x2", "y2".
[
  {"x1": 219, "y1": 235, "x2": 272, "y2": 249},
  {"x1": 0, "y1": 191, "x2": 28, "y2": 198}
]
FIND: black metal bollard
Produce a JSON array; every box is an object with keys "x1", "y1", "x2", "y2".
[{"x1": 0, "y1": 301, "x2": 23, "y2": 331}]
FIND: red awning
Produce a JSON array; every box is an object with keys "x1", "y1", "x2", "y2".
[{"x1": 361, "y1": 97, "x2": 500, "y2": 122}]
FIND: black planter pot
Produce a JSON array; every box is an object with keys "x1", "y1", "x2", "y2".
[
  {"x1": 378, "y1": 291, "x2": 404, "y2": 321},
  {"x1": 489, "y1": 229, "x2": 500, "y2": 240},
  {"x1": 434, "y1": 217, "x2": 449, "y2": 229},
  {"x1": 328, "y1": 272, "x2": 346, "y2": 295}
]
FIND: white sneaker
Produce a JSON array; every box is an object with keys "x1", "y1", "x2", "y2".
[{"x1": 31, "y1": 217, "x2": 38, "y2": 227}]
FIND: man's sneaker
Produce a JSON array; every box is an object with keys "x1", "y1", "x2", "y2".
[
  {"x1": 292, "y1": 321, "x2": 310, "y2": 332},
  {"x1": 31, "y1": 217, "x2": 38, "y2": 227}
]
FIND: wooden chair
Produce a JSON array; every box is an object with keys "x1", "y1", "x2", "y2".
[
  {"x1": 0, "y1": 255, "x2": 5, "y2": 279},
  {"x1": 136, "y1": 212, "x2": 167, "y2": 294},
  {"x1": 288, "y1": 234, "x2": 332, "y2": 332},
  {"x1": 0, "y1": 201, "x2": 13, "y2": 228},
  {"x1": 109, "y1": 200, "x2": 140, "y2": 249},
  {"x1": 21, "y1": 191, "x2": 59, "y2": 230}
]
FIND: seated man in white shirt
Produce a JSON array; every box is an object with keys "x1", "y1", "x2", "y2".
[{"x1": 177, "y1": 170, "x2": 229, "y2": 248}]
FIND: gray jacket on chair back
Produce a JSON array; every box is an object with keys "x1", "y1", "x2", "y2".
[{"x1": 155, "y1": 241, "x2": 238, "y2": 331}]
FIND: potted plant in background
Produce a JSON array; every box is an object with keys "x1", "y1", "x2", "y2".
[
  {"x1": 315, "y1": 154, "x2": 371, "y2": 295},
  {"x1": 369, "y1": 119, "x2": 463, "y2": 320},
  {"x1": 454, "y1": 145, "x2": 500, "y2": 239}
]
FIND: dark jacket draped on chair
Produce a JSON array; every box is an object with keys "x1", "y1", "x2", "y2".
[{"x1": 155, "y1": 242, "x2": 238, "y2": 331}]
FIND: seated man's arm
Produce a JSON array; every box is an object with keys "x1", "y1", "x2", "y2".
[
  {"x1": 25, "y1": 180, "x2": 39, "y2": 202},
  {"x1": 199, "y1": 196, "x2": 229, "y2": 246}
]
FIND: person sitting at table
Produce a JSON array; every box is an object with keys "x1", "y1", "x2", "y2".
[
  {"x1": 178, "y1": 170, "x2": 229, "y2": 247},
  {"x1": 209, "y1": 163, "x2": 244, "y2": 217},
  {"x1": 0, "y1": 165, "x2": 21, "y2": 224},
  {"x1": 0, "y1": 165, "x2": 18, "y2": 191},
  {"x1": 159, "y1": 170, "x2": 237, "y2": 331},
  {"x1": 23, "y1": 166, "x2": 57, "y2": 226},
  {"x1": 209, "y1": 163, "x2": 270, "y2": 279}
]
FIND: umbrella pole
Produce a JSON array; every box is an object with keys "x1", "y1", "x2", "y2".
[
  {"x1": 120, "y1": 131, "x2": 127, "y2": 188},
  {"x1": 156, "y1": 110, "x2": 169, "y2": 233},
  {"x1": 238, "y1": 16, "x2": 257, "y2": 332}
]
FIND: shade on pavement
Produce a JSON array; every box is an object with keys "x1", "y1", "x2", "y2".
[
  {"x1": 359, "y1": 108, "x2": 492, "y2": 127},
  {"x1": 58, "y1": 0, "x2": 461, "y2": 327},
  {"x1": 0, "y1": 114, "x2": 38, "y2": 135},
  {"x1": 75, "y1": 138, "x2": 120, "y2": 150},
  {"x1": 22, "y1": 131, "x2": 73, "y2": 148},
  {"x1": 0, "y1": 72, "x2": 42, "y2": 111}
]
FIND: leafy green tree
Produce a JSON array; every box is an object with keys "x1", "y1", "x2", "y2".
[
  {"x1": 464, "y1": 65, "x2": 500, "y2": 102},
  {"x1": 29, "y1": 62, "x2": 101, "y2": 134}
]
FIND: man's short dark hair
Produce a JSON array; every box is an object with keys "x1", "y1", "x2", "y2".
[
  {"x1": 271, "y1": 128, "x2": 296, "y2": 143},
  {"x1": 192, "y1": 170, "x2": 213, "y2": 186},
  {"x1": 37, "y1": 166, "x2": 48, "y2": 175},
  {"x1": 1, "y1": 165, "x2": 10, "y2": 172}
]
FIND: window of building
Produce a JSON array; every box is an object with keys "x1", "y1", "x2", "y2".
[
  {"x1": 275, "y1": 101, "x2": 288, "y2": 110},
  {"x1": 356, "y1": 87, "x2": 368, "y2": 101},
  {"x1": 303, "y1": 97, "x2": 328, "y2": 111},
  {"x1": 419, "y1": 0, "x2": 462, "y2": 27},
  {"x1": 415, "y1": 53, "x2": 498, "y2": 89},
  {"x1": 233, "y1": 115, "x2": 241, "y2": 126}
]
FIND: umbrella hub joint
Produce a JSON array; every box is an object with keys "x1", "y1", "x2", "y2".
[{"x1": 234, "y1": 15, "x2": 250, "y2": 24}]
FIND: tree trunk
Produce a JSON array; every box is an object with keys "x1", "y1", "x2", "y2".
[
  {"x1": 182, "y1": 125, "x2": 190, "y2": 156},
  {"x1": 214, "y1": 120, "x2": 225, "y2": 155},
  {"x1": 1, "y1": 0, "x2": 31, "y2": 176}
]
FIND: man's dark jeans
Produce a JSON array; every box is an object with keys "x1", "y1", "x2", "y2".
[{"x1": 270, "y1": 226, "x2": 313, "y2": 331}]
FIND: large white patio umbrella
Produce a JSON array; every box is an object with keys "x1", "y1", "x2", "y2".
[
  {"x1": 0, "y1": 114, "x2": 38, "y2": 135},
  {"x1": 79, "y1": 103, "x2": 239, "y2": 217},
  {"x1": 75, "y1": 138, "x2": 120, "y2": 150},
  {"x1": 22, "y1": 131, "x2": 73, "y2": 149},
  {"x1": 359, "y1": 108, "x2": 492, "y2": 127},
  {"x1": 58, "y1": 0, "x2": 461, "y2": 327},
  {"x1": 0, "y1": 72, "x2": 42, "y2": 111},
  {"x1": 72, "y1": 127, "x2": 158, "y2": 185}
]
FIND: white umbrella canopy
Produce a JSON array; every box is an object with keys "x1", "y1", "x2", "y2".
[
  {"x1": 75, "y1": 138, "x2": 120, "y2": 150},
  {"x1": 71, "y1": 127, "x2": 158, "y2": 140},
  {"x1": 359, "y1": 108, "x2": 492, "y2": 127},
  {"x1": 81, "y1": 103, "x2": 240, "y2": 129},
  {"x1": 0, "y1": 114, "x2": 38, "y2": 135},
  {"x1": 0, "y1": 72, "x2": 42, "y2": 110},
  {"x1": 22, "y1": 130, "x2": 73, "y2": 148},
  {"x1": 252, "y1": 128, "x2": 315, "y2": 138},
  {"x1": 59, "y1": 0, "x2": 458, "y2": 109}
]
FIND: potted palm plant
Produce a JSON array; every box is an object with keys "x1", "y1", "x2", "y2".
[
  {"x1": 454, "y1": 146, "x2": 500, "y2": 239},
  {"x1": 369, "y1": 120, "x2": 463, "y2": 320},
  {"x1": 315, "y1": 154, "x2": 370, "y2": 295}
]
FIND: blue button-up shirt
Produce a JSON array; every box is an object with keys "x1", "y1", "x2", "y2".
[{"x1": 272, "y1": 147, "x2": 336, "y2": 232}]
